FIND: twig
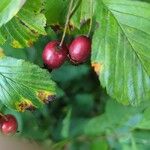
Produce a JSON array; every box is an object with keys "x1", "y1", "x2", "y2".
[{"x1": 59, "y1": 0, "x2": 74, "y2": 47}]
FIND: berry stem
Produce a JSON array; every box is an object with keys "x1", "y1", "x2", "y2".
[
  {"x1": 70, "y1": 0, "x2": 80, "y2": 15},
  {"x1": 59, "y1": 0, "x2": 74, "y2": 47},
  {"x1": 87, "y1": 0, "x2": 93, "y2": 37}
]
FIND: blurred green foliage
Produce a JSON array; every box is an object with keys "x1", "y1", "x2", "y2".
[
  {"x1": 1, "y1": 35, "x2": 150, "y2": 150},
  {"x1": 1, "y1": 0, "x2": 150, "y2": 149}
]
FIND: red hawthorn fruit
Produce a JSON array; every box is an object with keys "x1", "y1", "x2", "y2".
[
  {"x1": 42, "y1": 40, "x2": 68, "y2": 69},
  {"x1": 1, "y1": 114, "x2": 18, "y2": 135},
  {"x1": 69, "y1": 35, "x2": 91, "y2": 64}
]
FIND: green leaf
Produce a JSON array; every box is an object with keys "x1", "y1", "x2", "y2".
[
  {"x1": 61, "y1": 108, "x2": 72, "y2": 138},
  {"x1": 70, "y1": 0, "x2": 92, "y2": 28},
  {"x1": 132, "y1": 130, "x2": 150, "y2": 149},
  {"x1": 45, "y1": 0, "x2": 92, "y2": 28},
  {"x1": 91, "y1": 139, "x2": 108, "y2": 150},
  {"x1": 83, "y1": 114, "x2": 110, "y2": 136},
  {"x1": 0, "y1": 0, "x2": 26, "y2": 27},
  {"x1": 105, "y1": 99, "x2": 142, "y2": 128},
  {"x1": 136, "y1": 107, "x2": 150, "y2": 129},
  {"x1": 45, "y1": 0, "x2": 69, "y2": 25},
  {"x1": 62, "y1": 99, "x2": 143, "y2": 138},
  {"x1": 17, "y1": 0, "x2": 46, "y2": 35},
  {"x1": 83, "y1": 100, "x2": 141, "y2": 136},
  {"x1": 0, "y1": 0, "x2": 46, "y2": 48},
  {"x1": 0, "y1": 56, "x2": 56, "y2": 111},
  {"x1": 91, "y1": 0, "x2": 150, "y2": 105},
  {"x1": 21, "y1": 111, "x2": 50, "y2": 140}
]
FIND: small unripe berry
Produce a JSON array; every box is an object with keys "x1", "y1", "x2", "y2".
[
  {"x1": 1, "y1": 114, "x2": 18, "y2": 135},
  {"x1": 42, "y1": 40, "x2": 68, "y2": 69},
  {"x1": 69, "y1": 35, "x2": 91, "y2": 64}
]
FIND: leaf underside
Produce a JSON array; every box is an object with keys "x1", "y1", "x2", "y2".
[{"x1": 91, "y1": 0, "x2": 150, "y2": 105}]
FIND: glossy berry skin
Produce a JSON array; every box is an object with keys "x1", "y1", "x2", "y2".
[
  {"x1": 69, "y1": 35, "x2": 91, "y2": 64},
  {"x1": 42, "y1": 40, "x2": 68, "y2": 69},
  {"x1": 1, "y1": 114, "x2": 18, "y2": 135}
]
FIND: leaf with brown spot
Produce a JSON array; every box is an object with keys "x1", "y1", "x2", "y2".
[
  {"x1": 37, "y1": 91, "x2": 56, "y2": 104},
  {"x1": 92, "y1": 0, "x2": 150, "y2": 105},
  {"x1": 92, "y1": 62, "x2": 103, "y2": 75},
  {"x1": 16, "y1": 100, "x2": 35, "y2": 112},
  {"x1": 0, "y1": 56, "x2": 56, "y2": 111}
]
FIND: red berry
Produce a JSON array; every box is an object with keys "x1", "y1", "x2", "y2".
[
  {"x1": 42, "y1": 40, "x2": 68, "y2": 69},
  {"x1": 1, "y1": 114, "x2": 18, "y2": 135},
  {"x1": 69, "y1": 35, "x2": 91, "y2": 64}
]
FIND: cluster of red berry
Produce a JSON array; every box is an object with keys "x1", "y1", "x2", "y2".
[
  {"x1": 42, "y1": 35, "x2": 91, "y2": 69},
  {"x1": 0, "y1": 114, "x2": 18, "y2": 135}
]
